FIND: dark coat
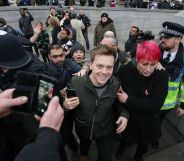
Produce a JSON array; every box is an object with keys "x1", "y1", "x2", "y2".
[
  {"x1": 113, "y1": 49, "x2": 130, "y2": 77},
  {"x1": 125, "y1": 35, "x2": 137, "y2": 58},
  {"x1": 117, "y1": 61, "x2": 168, "y2": 145},
  {"x1": 0, "y1": 53, "x2": 59, "y2": 160},
  {"x1": 14, "y1": 127, "x2": 61, "y2": 161},
  {"x1": 67, "y1": 74, "x2": 129, "y2": 140},
  {"x1": 77, "y1": 14, "x2": 91, "y2": 32},
  {"x1": 94, "y1": 19, "x2": 116, "y2": 46},
  {"x1": 19, "y1": 14, "x2": 34, "y2": 38},
  {"x1": 50, "y1": 26, "x2": 60, "y2": 45},
  {"x1": 160, "y1": 42, "x2": 184, "y2": 81}
]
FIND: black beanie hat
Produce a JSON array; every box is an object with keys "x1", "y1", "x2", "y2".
[
  {"x1": 70, "y1": 42, "x2": 85, "y2": 56},
  {"x1": 101, "y1": 13, "x2": 108, "y2": 18},
  {"x1": 0, "y1": 34, "x2": 31, "y2": 69}
]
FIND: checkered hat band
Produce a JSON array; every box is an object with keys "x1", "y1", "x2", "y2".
[{"x1": 164, "y1": 28, "x2": 183, "y2": 37}]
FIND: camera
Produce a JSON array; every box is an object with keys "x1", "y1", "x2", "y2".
[
  {"x1": 61, "y1": 41, "x2": 73, "y2": 52},
  {"x1": 137, "y1": 30, "x2": 155, "y2": 42},
  {"x1": 13, "y1": 71, "x2": 57, "y2": 116}
]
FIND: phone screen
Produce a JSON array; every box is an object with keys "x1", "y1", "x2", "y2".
[{"x1": 35, "y1": 79, "x2": 54, "y2": 116}]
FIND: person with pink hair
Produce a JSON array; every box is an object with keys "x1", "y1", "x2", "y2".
[{"x1": 116, "y1": 41, "x2": 169, "y2": 161}]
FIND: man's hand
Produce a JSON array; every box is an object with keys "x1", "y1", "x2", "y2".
[
  {"x1": 34, "y1": 25, "x2": 42, "y2": 35},
  {"x1": 39, "y1": 96, "x2": 64, "y2": 132},
  {"x1": 156, "y1": 62, "x2": 165, "y2": 70},
  {"x1": 0, "y1": 89, "x2": 28, "y2": 118},
  {"x1": 73, "y1": 68, "x2": 87, "y2": 77},
  {"x1": 116, "y1": 116, "x2": 128, "y2": 133},
  {"x1": 63, "y1": 96, "x2": 80, "y2": 110},
  {"x1": 176, "y1": 107, "x2": 184, "y2": 117},
  {"x1": 116, "y1": 87, "x2": 128, "y2": 103},
  {"x1": 64, "y1": 48, "x2": 71, "y2": 56}
]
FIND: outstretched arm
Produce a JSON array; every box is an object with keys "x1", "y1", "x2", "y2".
[{"x1": 14, "y1": 96, "x2": 64, "y2": 161}]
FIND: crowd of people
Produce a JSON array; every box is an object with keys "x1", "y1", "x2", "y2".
[
  {"x1": 1, "y1": 0, "x2": 184, "y2": 9},
  {"x1": 0, "y1": 6, "x2": 184, "y2": 161},
  {"x1": 127, "y1": 0, "x2": 184, "y2": 9}
]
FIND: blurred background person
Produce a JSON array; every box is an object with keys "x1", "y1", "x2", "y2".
[
  {"x1": 70, "y1": 12, "x2": 85, "y2": 47},
  {"x1": 48, "y1": 17, "x2": 61, "y2": 45},
  {"x1": 57, "y1": 28, "x2": 74, "y2": 57},
  {"x1": 125, "y1": 25, "x2": 139, "y2": 58},
  {"x1": 19, "y1": 8, "x2": 34, "y2": 39},
  {"x1": 30, "y1": 21, "x2": 50, "y2": 62},
  {"x1": 94, "y1": 13, "x2": 116, "y2": 46},
  {"x1": 77, "y1": 10, "x2": 91, "y2": 51},
  {"x1": 45, "y1": 7, "x2": 61, "y2": 42}
]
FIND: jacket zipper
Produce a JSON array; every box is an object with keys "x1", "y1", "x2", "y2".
[
  {"x1": 90, "y1": 98, "x2": 98, "y2": 140},
  {"x1": 89, "y1": 95, "x2": 115, "y2": 140}
]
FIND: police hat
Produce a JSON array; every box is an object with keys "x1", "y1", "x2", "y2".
[
  {"x1": 160, "y1": 21, "x2": 184, "y2": 38},
  {"x1": 0, "y1": 34, "x2": 31, "y2": 69}
]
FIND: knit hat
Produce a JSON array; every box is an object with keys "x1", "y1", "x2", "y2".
[
  {"x1": 160, "y1": 21, "x2": 184, "y2": 38},
  {"x1": 0, "y1": 34, "x2": 31, "y2": 69},
  {"x1": 70, "y1": 42, "x2": 85, "y2": 56},
  {"x1": 101, "y1": 13, "x2": 109, "y2": 18}
]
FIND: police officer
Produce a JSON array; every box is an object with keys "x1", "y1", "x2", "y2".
[
  {"x1": 0, "y1": 34, "x2": 58, "y2": 161},
  {"x1": 159, "y1": 22, "x2": 184, "y2": 120},
  {"x1": 152, "y1": 22, "x2": 184, "y2": 149}
]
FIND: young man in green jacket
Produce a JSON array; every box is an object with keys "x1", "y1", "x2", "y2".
[{"x1": 63, "y1": 44, "x2": 128, "y2": 161}]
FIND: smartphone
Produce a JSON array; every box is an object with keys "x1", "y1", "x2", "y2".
[
  {"x1": 66, "y1": 89, "x2": 76, "y2": 98},
  {"x1": 13, "y1": 71, "x2": 39, "y2": 114},
  {"x1": 33, "y1": 75, "x2": 56, "y2": 116},
  {"x1": 13, "y1": 72, "x2": 56, "y2": 116}
]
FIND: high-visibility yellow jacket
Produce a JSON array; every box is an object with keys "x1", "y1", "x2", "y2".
[
  {"x1": 178, "y1": 73, "x2": 184, "y2": 109},
  {"x1": 161, "y1": 82, "x2": 180, "y2": 110},
  {"x1": 161, "y1": 66, "x2": 184, "y2": 110},
  {"x1": 161, "y1": 43, "x2": 184, "y2": 111}
]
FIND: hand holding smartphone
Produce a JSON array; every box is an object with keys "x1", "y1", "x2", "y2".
[
  {"x1": 66, "y1": 89, "x2": 76, "y2": 98},
  {"x1": 64, "y1": 88, "x2": 79, "y2": 110},
  {"x1": 13, "y1": 71, "x2": 56, "y2": 116}
]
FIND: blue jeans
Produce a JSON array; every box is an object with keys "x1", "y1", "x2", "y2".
[{"x1": 79, "y1": 134, "x2": 113, "y2": 161}]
